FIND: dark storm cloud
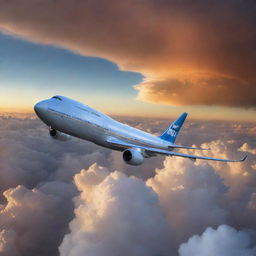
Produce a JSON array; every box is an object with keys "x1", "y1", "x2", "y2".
[{"x1": 0, "y1": 0, "x2": 256, "y2": 107}]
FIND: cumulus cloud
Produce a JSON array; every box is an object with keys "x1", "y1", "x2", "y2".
[
  {"x1": 0, "y1": 0, "x2": 256, "y2": 107},
  {"x1": 0, "y1": 116, "x2": 112, "y2": 200},
  {"x1": 0, "y1": 116, "x2": 115, "y2": 256},
  {"x1": 57, "y1": 117, "x2": 256, "y2": 255},
  {"x1": 0, "y1": 182, "x2": 76, "y2": 256},
  {"x1": 59, "y1": 163, "x2": 172, "y2": 256},
  {"x1": 147, "y1": 157, "x2": 228, "y2": 246},
  {"x1": 1, "y1": 115, "x2": 256, "y2": 255},
  {"x1": 181, "y1": 139, "x2": 256, "y2": 204},
  {"x1": 0, "y1": 115, "x2": 166, "y2": 256},
  {"x1": 0, "y1": 229, "x2": 19, "y2": 256},
  {"x1": 58, "y1": 137, "x2": 256, "y2": 255},
  {"x1": 178, "y1": 225, "x2": 256, "y2": 256},
  {"x1": 239, "y1": 143, "x2": 256, "y2": 155}
]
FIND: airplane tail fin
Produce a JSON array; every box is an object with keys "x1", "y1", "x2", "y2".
[{"x1": 159, "y1": 112, "x2": 187, "y2": 143}]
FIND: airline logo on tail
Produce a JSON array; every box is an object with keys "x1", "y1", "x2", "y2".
[
  {"x1": 159, "y1": 112, "x2": 187, "y2": 143},
  {"x1": 172, "y1": 124, "x2": 179, "y2": 130},
  {"x1": 167, "y1": 129, "x2": 177, "y2": 137},
  {"x1": 167, "y1": 125, "x2": 179, "y2": 136}
]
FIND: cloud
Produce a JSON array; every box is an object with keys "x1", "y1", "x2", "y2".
[
  {"x1": 146, "y1": 156, "x2": 230, "y2": 247},
  {"x1": 181, "y1": 139, "x2": 256, "y2": 204},
  {"x1": 0, "y1": 182, "x2": 76, "y2": 256},
  {"x1": 239, "y1": 143, "x2": 256, "y2": 155},
  {"x1": 59, "y1": 137, "x2": 256, "y2": 255},
  {"x1": 0, "y1": 116, "x2": 112, "y2": 200},
  {"x1": 0, "y1": 229, "x2": 19, "y2": 256},
  {"x1": 135, "y1": 75, "x2": 255, "y2": 107},
  {"x1": 59, "y1": 163, "x2": 172, "y2": 256},
  {"x1": 1, "y1": 115, "x2": 256, "y2": 255},
  {"x1": 178, "y1": 225, "x2": 256, "y2": 256},
  {"x1": 0, "y1": 0, "x2": 256, "y2": 107},
  {"x1": 0, "y1": 116, "x2": 115, "y2": 256}
]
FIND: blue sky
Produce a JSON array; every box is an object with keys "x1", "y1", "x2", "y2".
[{"x1": 0, "y1": 32, "x2": 144, "y2": 112}]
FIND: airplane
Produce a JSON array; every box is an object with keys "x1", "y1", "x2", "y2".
[{"x1": 34, "y1": 95, "x2": 247, "y2": 165}]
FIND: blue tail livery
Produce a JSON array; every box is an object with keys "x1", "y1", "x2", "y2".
[{"x1": 159, "y1": 112, "x2": 188, "y2": 143}]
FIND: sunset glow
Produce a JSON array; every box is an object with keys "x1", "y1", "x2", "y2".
[{"x1": 0, "y1": 0, "x2": 255, "y2": 121}]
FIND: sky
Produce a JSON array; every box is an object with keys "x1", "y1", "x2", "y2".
[
  {"x1": 0, "y1": 2, "x2": 256, "y2": 256},
  {"x1": 0, "y1": 0, "x2": 256, "y2": 121},
  {"x1": 0, "y1": 33, "x2": 144, "y2": 114}
]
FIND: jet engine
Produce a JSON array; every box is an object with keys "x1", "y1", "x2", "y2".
[
  {"x1": 123, "y1": 149, "x2": 144, "y2": 165},
  {"x1": 49, "y1": 128, "x2": 71, "y2": 141}
]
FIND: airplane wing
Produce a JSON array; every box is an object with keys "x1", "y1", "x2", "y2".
[
  {"x1": 169, "y1": 144, "x2": 209, "y2": 150},
  {"x1": 106, "y1": 137, "x2": 247, "y2": 163}
]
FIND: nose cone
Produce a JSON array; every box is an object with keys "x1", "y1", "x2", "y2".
[{"x1": 34, "y1": 100, "x2": 48, "y2": 120}]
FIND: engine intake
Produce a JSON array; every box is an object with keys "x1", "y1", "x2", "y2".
[
  {"x1": 49, "y1": 128, "x2": 71, "y2": 141},
  {"x1": 49, "y1": 128, "x2": 57, "y2": 137},
  {"x1": 123, "y1": 149, "x2": 144, "y2": 165}
]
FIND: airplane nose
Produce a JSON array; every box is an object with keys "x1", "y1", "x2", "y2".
[{"x1": 34, "y1": 100, "x2": 48, "y2": 116}]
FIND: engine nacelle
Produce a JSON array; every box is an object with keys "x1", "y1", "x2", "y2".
[
  {"x1": 123, "y1": 149, "x2": 144, "y2": 165},
  {"x1": 49, "y1": 128, "x2": 71, "y2": 141}
]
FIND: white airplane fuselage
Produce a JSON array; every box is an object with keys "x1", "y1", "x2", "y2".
[
  {"x1": 34, "y1": 96, "x2": 246, "y2": 165},
  {"x1": 34, "y1": 96, "x2": 170, "y2": 151}
]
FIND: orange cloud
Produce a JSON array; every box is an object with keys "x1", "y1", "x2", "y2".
[
  {"x1": 135, "y1": 72, "x2": 254, "y2": 107},
  {"x1": 0, "y1": 0, "x2": 255, "y2": 107}
]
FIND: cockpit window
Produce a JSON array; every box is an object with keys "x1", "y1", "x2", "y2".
[{"x1": 52, "y1": 96, "x2": 62, "y2": 101}]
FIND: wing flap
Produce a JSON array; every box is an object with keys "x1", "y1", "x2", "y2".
[
  {"x1": 169, "y1": 144, "x2": 210, "y2": 150},
  {"x1": 106, "y1": 137, "x2": 134, "y2": 148}
]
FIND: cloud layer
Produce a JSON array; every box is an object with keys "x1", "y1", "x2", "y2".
[
  {"x1": 0, "y1": 115, "x2": 256, "y2": 255},
  {"x1": 0, "y1": 0, "x2": 256, "y2": 107}
]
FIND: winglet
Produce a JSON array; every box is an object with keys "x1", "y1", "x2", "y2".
[{"x1": 241, "y1": 155, "x2": 247, "y2": 162}]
